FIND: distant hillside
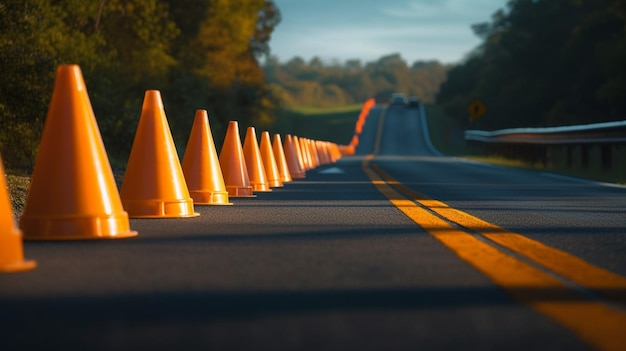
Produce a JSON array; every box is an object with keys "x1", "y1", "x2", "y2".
[{"x1": 264, "y1": 53, "x2": 451, "y2": 107}]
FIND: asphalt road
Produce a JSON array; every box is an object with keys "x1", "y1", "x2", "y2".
[{"x1": 1, "y1": 103, "x2": 625, "y2": 350}]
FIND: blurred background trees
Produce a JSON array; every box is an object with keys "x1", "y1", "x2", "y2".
[
  {"x1": 264, "y1": 53, "x2": 450, "y2": 108},
  {"x1": 0, "y1": 0, "x2": 280, "y2": 169},
  {"x1": 436, "y1": 0, "x2": 626, "y2": 131}
]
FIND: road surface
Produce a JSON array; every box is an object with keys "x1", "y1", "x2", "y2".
[{"x1": 1, "y1": 104, "x2": 625, "y2": 350}]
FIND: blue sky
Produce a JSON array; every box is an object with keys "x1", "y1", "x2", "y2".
[{"x1": 269, "y1": 0, "x2": 510, "y2": 65}]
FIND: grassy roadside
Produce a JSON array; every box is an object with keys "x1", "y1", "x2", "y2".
[
  {"x1": 272, "y1": 104, "x2": 362, "y2": 145},
  {"x1": 423, "y1": 104, "x2": 626, "y2": 184}
]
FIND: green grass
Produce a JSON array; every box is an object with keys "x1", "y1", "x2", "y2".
[
  {"x1": 272, "y1": 104, "x2": 362, "y2": 145},
  {"x1": 285, "y1": 104, "x2": 364, "y2": 115}
]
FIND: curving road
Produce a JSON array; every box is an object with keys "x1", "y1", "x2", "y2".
[
  {"x1": 364, "y1": 104, "x2": 626, "y2": 277},
  {"x1": 1, "y1": 103, "x2": 625, "y2": 350}
]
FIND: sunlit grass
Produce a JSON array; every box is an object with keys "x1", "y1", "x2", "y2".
[
  {"x1": 285, "y1": 104, "x2": 364, "y2": 115},
  {"x1": 273, "y1": 104, "x2": 362, "y2": 144}
]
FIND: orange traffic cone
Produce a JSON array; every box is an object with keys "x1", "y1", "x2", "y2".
[
  {"x1": 308, "y1": 139, "x2": 320, "y2": 168},
  {"x1": 1, "y1": 155, "x2": 36, "y2": 272},
  {"x1": 331, "y1": 144, "x2": 343, "y2": 162},
  {"x1": 259, "y1": 131, "x2": 283, "y2": 188},
  {"x1": 341, "y1": 144, "x2": 356, "y2": 156},
  {"x1": 323, "y1": 142, "x2": 333, "y2": 164},
  {"x1": 350, "y1": 135, "x2": 359, "y2": 147},
  {"x1": 299, "y1": 137, "x2": 313, "y2": 170},
  {"x1": 328, "y1": 142, "x2": 338, "y2": 163},
  {"x1": 284, "y1": 135, "x2": 305, "y2": 179},
  {"x1": 316, "y1": 141, "x2": 329, "y2": 165},
  {"x1": 219, "y1": 121, "x2": 255, "y2": 197},
  {"x1": 331, "y1": 143, "x2": 342, "y2": 161},
  {"x1": 272, "y1": 134, "x2": 292, "y2": 183},
  {"x1": 19, "y1": 64, "x2": 137, "y2": 240},
  {"x1": 293, "y1": 136, "x2": 308, "y2": 171},
  {"x1": 182, "y1": 110, "x2": 232, "y2": 205},
  {"x1": 120, "y1": 90, "x2": 198, "y2": 218},
  {"x1": 243, "y1": 127, "x2": 271, "y2": 192}
]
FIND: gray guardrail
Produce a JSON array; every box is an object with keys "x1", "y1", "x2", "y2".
[
  {"x1": 465, "y1": 120, "x2": 626, "y2": 144},
  {"x1": 464, "y1": 120, "x2": 626, "y2": 170}
]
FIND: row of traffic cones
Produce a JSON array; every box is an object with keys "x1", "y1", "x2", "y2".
[
  {"x1": 341, "y1": 98, "x2": 376, "y2": 156},
  {"x1": 1, "y1": 64, "x2": 352, "y2": 273}
]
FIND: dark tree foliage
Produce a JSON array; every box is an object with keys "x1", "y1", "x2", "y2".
[
  {"x1": 264, "y1": 53, "x2": 450, "y2": 107},
  {"x1": 0, "y1": 0, "x2": 280, "y2": 169},
  {"x1": 437, "y1": 0, "x2": 626, "y2": 130}
]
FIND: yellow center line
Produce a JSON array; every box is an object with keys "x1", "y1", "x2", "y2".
[
  {"x1": 361, "y1": 154, "x2": 626, "y2": 351},
  {"x1": 370, "y1": 162, "x2": 626, "y2": 302}
]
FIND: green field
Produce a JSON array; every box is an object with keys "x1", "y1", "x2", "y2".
[{"x1": 271, "y1": 104, "x2": 362, "y2": 145}]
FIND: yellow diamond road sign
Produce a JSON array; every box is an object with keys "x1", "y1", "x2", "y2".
[{"x1": 468, "y1": 100, "x2": 486, "y2": 121}]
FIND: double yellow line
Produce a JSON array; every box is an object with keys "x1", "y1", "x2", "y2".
[{"x1": 362, "y1": 155, "x2": 626, "y2": 350}]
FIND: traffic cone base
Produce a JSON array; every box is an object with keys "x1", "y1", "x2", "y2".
[
  {"x1": 0, "y1": 231, "x2": 36, "y2": 272},
  {"x1": 121, "y1": 199, "x2": 198, "y2": 218},
  {"x1": 252, "y1": 184, "x2": 272, "y2": 192},
  {"x1": 20, "y1": 213, "x2": 137, "y2": 240},
  {"x1": 267, "y1": 179, "x2": 283, "y2": 188},
  {"x1": 189, "y1": 190, "x2": 233, "y2": 205},
  {"x1": 226, "y1": 185, "x2": 256, "y2": 197},
  {"x1": 19, "y1": 64, "x2": 136, "y2": 240}
]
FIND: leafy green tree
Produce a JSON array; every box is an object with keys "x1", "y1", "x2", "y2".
[
  {"x1": 264, "y1": 53, "x2": 449, "y2": 107},
  {"x1": 0, "y1": 0, "x2": 108, "y2": 168},
  {"x1": 437, "y1": 0, "x2": 626, "y2": 130},
  {"x1": 1, "y1": 0, "x2": 281, "y2": 168}
]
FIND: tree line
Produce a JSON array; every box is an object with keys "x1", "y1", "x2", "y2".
[
  {"x1": 0, "y1": 0, "x2": 281, "y2": 169},
  {"x1": 437, "y1": 0, "x2": 626, "y2": 131},
  {"x1": 263, "y1": 53, "x2": 450, "y2": 107}
]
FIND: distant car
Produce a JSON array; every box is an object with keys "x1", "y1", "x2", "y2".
[
  {"x1": 408, "y1": 96, "x2": 420, "y2": 108},
  {"x1": 389, "y1": 93, "x2": 407, "y2": 106}
]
